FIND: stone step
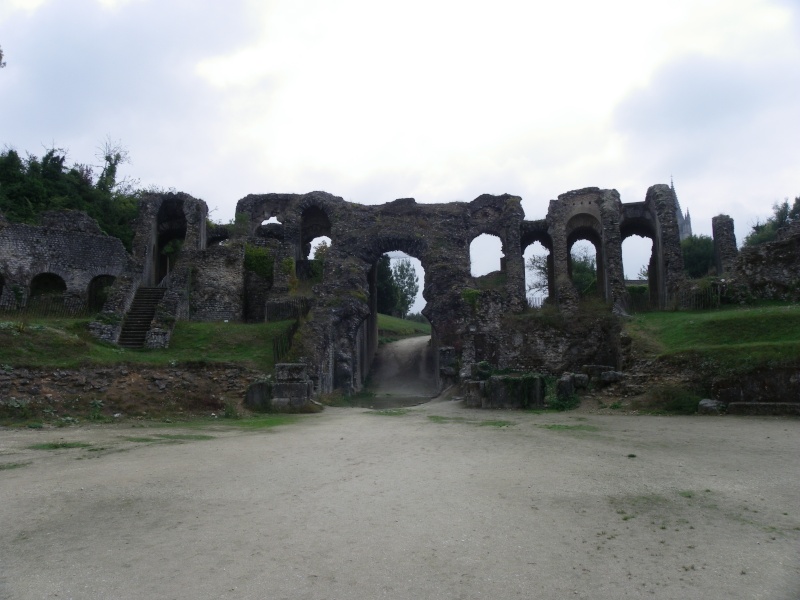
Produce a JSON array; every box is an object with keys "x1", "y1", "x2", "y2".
[{"x1": 118, "y1": 287, "x2": 167, "y2": 348}]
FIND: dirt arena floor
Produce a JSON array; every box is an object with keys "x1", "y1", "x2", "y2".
[{"x1": 1, "y1": 396, "x2": 798, "y2": 600}]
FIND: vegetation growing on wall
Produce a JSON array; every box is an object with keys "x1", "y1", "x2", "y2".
[
  {"x1": 744, "y1": 196, "x2": 800, "y2": 246},
  {"x1": 244, "y1": 244, "x2": 274, "y2": 281},
  {"x1": 0, "y1": 145, "x2": 140, "y2": 250}
]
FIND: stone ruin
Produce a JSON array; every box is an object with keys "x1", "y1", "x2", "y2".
[{"x1": 2, "y1": 184, "x2": 799, "y2": 411}]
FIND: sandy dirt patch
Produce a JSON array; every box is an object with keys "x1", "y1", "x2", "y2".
[{"x1": 0, "y1": 399, "x2": 798, "y2": 600}]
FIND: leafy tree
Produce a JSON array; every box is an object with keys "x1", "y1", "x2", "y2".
[
  {"x1": 0, "y1": 146, "x2": 139, "y2": 250},
  {"x1": 392, "y1": 258, "x2": 419, "y2": 318},
  {"x1": 376, "y1": 255, "x2": 400, "y2": 315},
  {"x1": 744, "y1": 197, "x2": 800, "y2": 246},
  {"x1": 680, "y1": 234, "x2": 715, "y2": 278},
  {"x1": 569, "y1": 247, "x2": 597, "y2": 297},
  {"x1": 526, "y1": 247, "x2": 596, "y2": 298},
  {"x1": 312, "y1": 239, "x2": 329, "y2": 261},
  {"x1": 525, "y1": 253, "x2": 550, "y2": 297},
  {"x1": 0, "y1": 45, "x2": 5, "y2": 68}
]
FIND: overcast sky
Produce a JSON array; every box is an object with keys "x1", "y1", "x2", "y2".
[{"x1": 2, "y1": 0, "x2": 799, "y2": 304}]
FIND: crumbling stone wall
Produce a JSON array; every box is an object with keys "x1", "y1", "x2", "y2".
[
  {"x1": 0, "y1": 211, "x2": 130, "y2": 310},
  {"x1": 712, "y1": 214, "x2": 738, "y2": 275},
  {"x1": 730, "y1": 233, "x2": 800, "y2": 301},
  {"x1": 232, "y1": 184, "x2": 688, "y2": 396}
]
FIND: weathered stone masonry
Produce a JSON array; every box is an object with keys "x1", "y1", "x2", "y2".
[
  {"x1": 0, "y1": 210, "x2": 130, "y2": 309},
  {"x1": 7, "y1": 184, "x2": 795, "y2": 407}
]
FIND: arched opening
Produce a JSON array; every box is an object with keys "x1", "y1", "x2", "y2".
[
  {"x1": 470, "y1": 234, "x2": 504, "y2": 290},
  {"x1": 376, "y1": 251, "x2": 425, "y2": 319},
  {"x1": 566, "y1": 213, "x2": 605, "y2": 301},
  {"x1": 523, "y1": 241, "x2": 552, "y2": 307},
  {"x1": 567, "y1": 238, "x2": 601, "y2": 299},
  {"x1": 300, "y1": 206, "x2": 332, "y2": 259},
  {"x1": 30, "y1": 273, "x2": 67, "y2": 297},
  {"x1": 297, "y1": 206, "x2": 332, "y2": 288},
  {"x1": 354, "y1": 247, "x2": 433, "y2": 407},
  {"x1": 262, "y1": 216, "x2": 282, "y2": 225},
  {"x1": 88, "y1": 275, "x2": 116, "y2": 312},
  {"x1": 29, "y1": 273, "x2": 67, "y2": 313},
  {"x1": 155, "y1": 200, "x2": 187, "y2": 285},
  {"x1": 622, "y1": 235, "x2": 653, "y2": 311},
  {"x1": 307, "y1": 236, "x2": 331, "y2": 260}
]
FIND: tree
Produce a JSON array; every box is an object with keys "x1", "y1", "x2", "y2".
[
  {"x1": 0, "y1": 45, "x2": 6, "y2": 68},
  {"x1": 392, "y1": 258, "x2": 419, "y2": 318},
  {"x1": 680, "y1": 234, "x2": 715, "y2": 278},
  {"x1": 744, "y1": 196, "x2": 800, "y2": 246},
  {"x1": 525, "y1": 253, "x2": 550, "y2": 297},
  {"x1": 526, "y1": 247, "x2": 596, "y2": 298},
  {"x1": 312, "y1": 239, "x2": 329, "y2": 261},
  {"x1": 569, "y1": 247, "x2": 597, "y2": 297},
  {"x1": 376, "y1": 255, "x2": 400, "y2": 315},
  {"x1": 0, "y1": 145, "x2": 139, "y2": 250}
]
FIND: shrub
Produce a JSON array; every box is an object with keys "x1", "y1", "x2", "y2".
[{"x1": 244, "y1": 244, "x2": 274, "y2": 281}]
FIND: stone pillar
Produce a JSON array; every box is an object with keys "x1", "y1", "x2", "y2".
[
  {"x1": 502, "y1": 215, "x2": 527, "y2": 311},
  {"x1": 712, "y1": 215, "x2": 738, "y2": 275},
  {"x1": 599, "y1": 189, "x2": 626, "y2": 307},
  {"x1": 647, "y1": 184, "x2": 684, "y2": 308},
  {"x1": 547, "y1": 200, "x2": 579, "y2": 311}
]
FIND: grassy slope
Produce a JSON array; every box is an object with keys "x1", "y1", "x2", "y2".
[
  {"x1": 377, "y1": 313, "x2": 431, "y2": 338},
  {"x1": 626, "y1": 304, "x2": 800, "y2": 373},
  {"x1": 0, "y1": 319, "x2": 295, "y2": 370}
]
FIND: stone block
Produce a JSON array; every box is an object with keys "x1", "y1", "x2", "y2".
[
  {"x1": 698, "y1": 399, "x2": 725, "y2": 415},
  {"x1": 556, "y1": 374, "x2": 574, "y2": 400},
  {"x1": 573, "y1": 373, "x2": 590, "y2": 389},
  {"x1": 275, "y1": 363, "x2": 310, "y2": 382},
  {"x1": 599, "y1": 371, "x2": 624, "y2": 384}
]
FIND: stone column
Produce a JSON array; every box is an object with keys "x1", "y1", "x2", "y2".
[
  {"x1": 712, "y1": 215, "x2": 738, "y2": 275},
  {"x1": 599, "y1": 190, "x2": 626, "y2": 307},
  {"x1": 547, "y1": 200, "x2": 579, "y2": 311},
  {"x1": 648, "y1": 184, "x2": 684, "y2": 307}
]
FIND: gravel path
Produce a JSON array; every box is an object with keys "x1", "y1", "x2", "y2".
[{"x1": 1, "y1": 401, "x2": 798, "y2": 600}]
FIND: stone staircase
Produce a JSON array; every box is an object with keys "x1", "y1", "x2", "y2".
[{"x1": 118, "y1": 287, "x2": 166, "y2": 348}]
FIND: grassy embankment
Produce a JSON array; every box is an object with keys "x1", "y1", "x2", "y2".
[
  {"x1": 377, "y1": 313, "x2": 430, "y2": 344},
  {"x1": 621, "y1": 303, "x2": 800, "y2": 412},
  {"x1": 626, "y1": 303, "x2": 800, "y2": 373},
  {"x1": 0, "y1": 318, "x2": 296, "y2": 370},
  {"x1": 0, "y1": 314, "x2": 429, "y2": 373}
]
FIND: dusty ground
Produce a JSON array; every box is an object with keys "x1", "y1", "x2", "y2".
[{"x1": 0, "y1": 338, "x2": 798, "y2": 599}]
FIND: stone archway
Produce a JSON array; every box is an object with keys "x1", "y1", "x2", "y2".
[{"x1": 566, "y1": 213, "x2": 606, "y2": 301}]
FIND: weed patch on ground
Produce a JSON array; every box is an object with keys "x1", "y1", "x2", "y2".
[
  {"x1": 0, "y1": 461, "x2": 31, "y2": 470},
  {"x1": 152, "y1": 434, "x2": 214, "y2": 441},
  {"x1": 367, "y1": 408, "x2": 410, "y2": 416},
  {"x1": 28, "y1": 441, "x2": 92, "y2": 450},
  {"x1": 427, "y1": 415, "x2": 516, "y2": 427},
  {"x1": 538, "y1": 424, "x2": 599, "y2": 432}
]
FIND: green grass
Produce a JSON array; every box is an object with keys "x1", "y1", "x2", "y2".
[
  {"x1": 145, "y1": 414, "x2": 302, "y2": 430},
  {"x1": 538, "y1": 424, "x2": 599, "y2": 432},
  {"x1": 28, "y1": 441, "x2": 93, "y2": 450},
  {"x1": 427, "y1": 415, "x2": 515, "y2": 427},
  {"x1": 151, "y1": 433, "x2": 215, "y2": 441},
  {"x1": 367, "y1": 408, "x2": 410, "y2": 416},
  {"x1": 0, "y1": 461, "x2": 31, "y2": 470},
  {"x1": 627, "y1": 304, "x2": 800, "y2": 374},
  {"x1": 376, "y1": 314, "x2": 431, "y2": 339},
  {"x1": 0, "y1": 318, "x2": 296, "y2": 369}
]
